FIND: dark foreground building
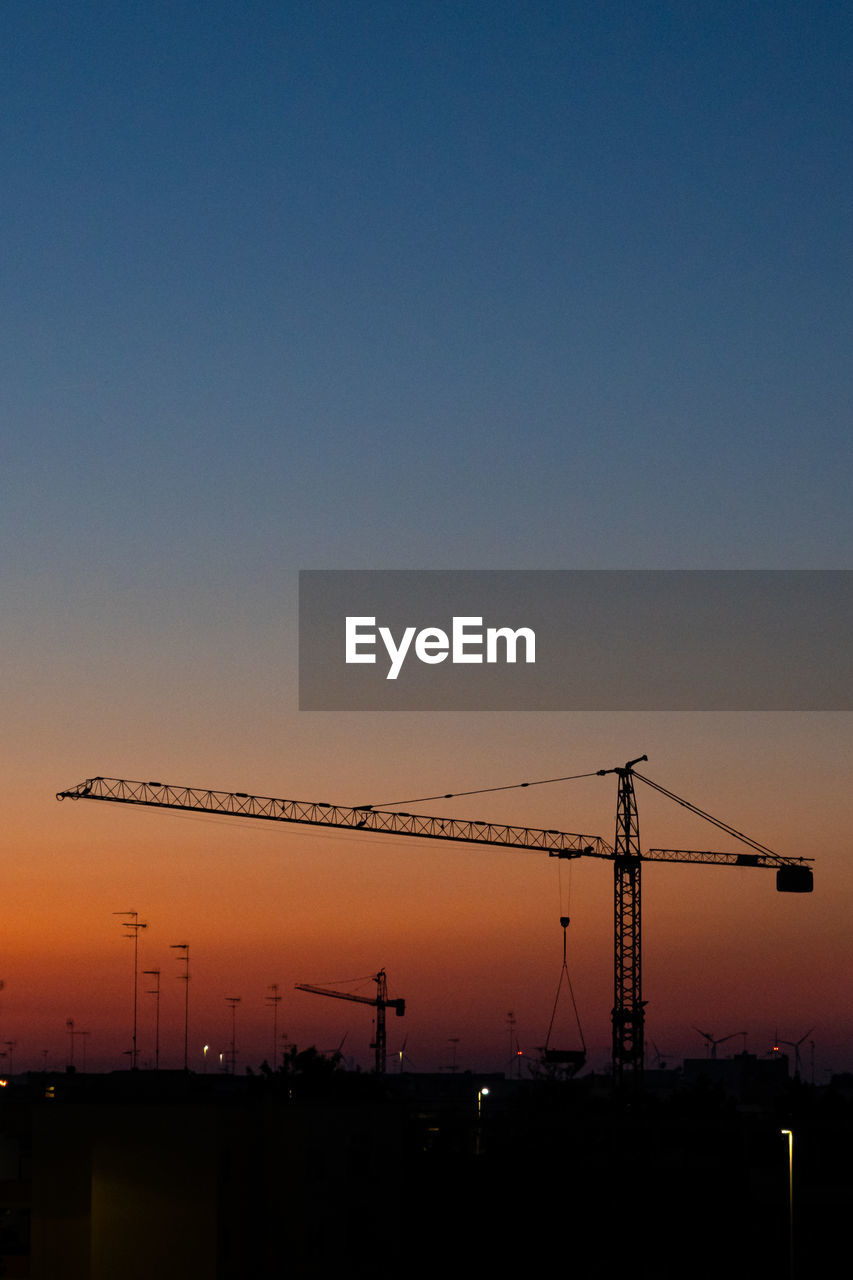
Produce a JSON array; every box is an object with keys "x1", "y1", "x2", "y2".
[{"x1": 0, "y1": 1063, "x2": 850, "y2": 1278}]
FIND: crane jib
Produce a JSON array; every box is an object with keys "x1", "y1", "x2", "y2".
[
  {"x1": 55, "y1": 777, "x2": 611, "y2": 857},
  {"x1": 55, "y1": 776, "x2": 812, "y2": 889}
]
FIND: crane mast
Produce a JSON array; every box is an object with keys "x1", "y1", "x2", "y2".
[
  {"x1": 601, "y1": 756, "x2": 645, "y2": 1089},
  {"x1": 57, "y1": 764, "x2": 813, "y2": 1088}
]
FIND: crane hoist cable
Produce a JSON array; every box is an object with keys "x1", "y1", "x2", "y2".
[{"x1": 544, "y1": 915, "x2": 586, "y2": 1056}]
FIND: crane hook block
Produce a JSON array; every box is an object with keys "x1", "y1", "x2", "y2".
[{"x1": 776, "y1": 866, "x2": 813, "y2": 893}]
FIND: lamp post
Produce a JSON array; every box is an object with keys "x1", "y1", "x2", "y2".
[
  {"x1": 476, "y1": 1086, "x2": 490, "y2": 1156},
  {"x1": 781, "y1": 1128, "x2": 794, "y2": 1279}
]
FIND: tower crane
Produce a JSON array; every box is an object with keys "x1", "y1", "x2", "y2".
[
  {"x1": 56, "y1": 756, "x2": 813, "y2": 1088},
  {"x1": 294, "y1": 968, "x2": 404, "y2": 1074}
]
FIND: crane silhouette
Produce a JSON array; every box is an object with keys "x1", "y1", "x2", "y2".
[{"x1": 57, "y1": 758, "x2": 813, "y2": 1088}]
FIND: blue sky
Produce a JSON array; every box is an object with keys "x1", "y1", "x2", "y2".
[{"x1": 3, "y1": 0, "x2": 851, "y2": 593}]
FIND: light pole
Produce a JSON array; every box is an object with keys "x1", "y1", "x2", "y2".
[
  {"x1": 781, "y1": 1128, "x2": 794, "y2": 1279},
  {"x1": 476, "y1": 1086, "x2": 490, "y2": 1156}
]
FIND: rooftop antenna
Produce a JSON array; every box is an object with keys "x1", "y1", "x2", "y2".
[
  {"x1": 144, "y1": 967, "x2": 161, "y2": 1070},
  {"x1": 266, "y1": 984, "x2": 282, "y2": 1070},
  {"x1": 506, "y1": 1010, "x2": 519, "y2": 1078},
  {"x1": 445, "y1": 1037, "x2": 460, "y2": 1074},
  {"x1": 114, "y1": 911, "x2": 148, "y2": 1069},
  {"x1": 65, "y1": 1018, "x2": 88, "y2": 1069},
  {"x1": 226, "y1": 996, "x2": 241, "y2": 1074},
  {"x1": 170, "y1": 943, "x2": 190, "y2": 1070}
]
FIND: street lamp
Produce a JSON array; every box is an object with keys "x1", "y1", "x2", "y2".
[
  {"x1": 475, "y1": 1086, "x2": 490, "y2": 1156},
  {"x1": 781, "y1": 1128, "x2": 794, "y2": 1279}
]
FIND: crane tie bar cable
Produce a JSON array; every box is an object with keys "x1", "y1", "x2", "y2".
[
  {"x1": 633, "y1": 770, "x2": 786, "y2": 861},
  {"x1": 362, "y1": 771, "x2": 600, "y2": 809}
]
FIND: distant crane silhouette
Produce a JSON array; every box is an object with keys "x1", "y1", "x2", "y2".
[
  {"x1": 693, "y1": 1027, "x2": 746, "y2": 1059},
  {"x1": 295, "y1": 970, "x2": 404, "y2": 1074}
]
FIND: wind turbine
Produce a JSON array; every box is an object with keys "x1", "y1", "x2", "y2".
[
  {"x1": 395, "y1": 1034, "x2": 416, "y2": 1073},
  {"x1": 693, "y1": 1027, "x2": 746, "y2": 1060},
  {"x1": 779, "y1": 1027, "x2": 814, "y2": 1079},
  {"x1": 650, "y1": 1040, "x2": 673, "y2": 1069}
]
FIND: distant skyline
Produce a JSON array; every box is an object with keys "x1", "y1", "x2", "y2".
[{"x1": 2, "y1": 2, "x2": 851, "y2": 1077}]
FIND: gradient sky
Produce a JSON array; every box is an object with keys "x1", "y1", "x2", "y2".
[{"x1": 2, "y1": 1, "x2": 852, "y2": 1077}]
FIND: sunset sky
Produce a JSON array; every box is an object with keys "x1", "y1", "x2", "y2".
[{"x1": 2, "y1": 2, "x2": 852, "y2": 1078}]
